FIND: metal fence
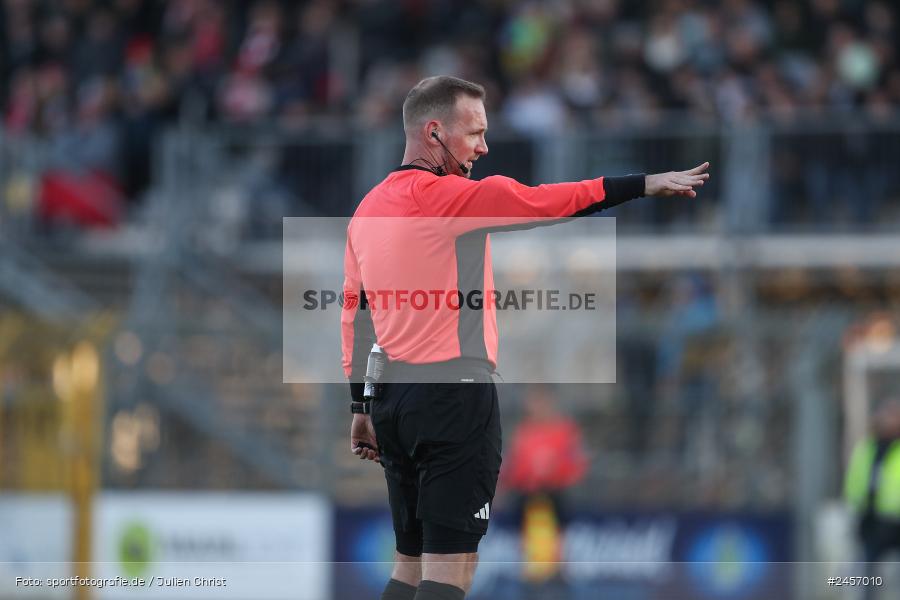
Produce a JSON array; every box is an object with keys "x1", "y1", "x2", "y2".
[
  {"x1": 157, "y1": 115, "x2": 900, "y2": 241},
  {"x1": 3, "y1": 116, "x2": 899, "y2": 240}
]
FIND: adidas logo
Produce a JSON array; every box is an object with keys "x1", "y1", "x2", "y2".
[{"x1": 473, "y1": 502, "x2": 490, "y2": 520}]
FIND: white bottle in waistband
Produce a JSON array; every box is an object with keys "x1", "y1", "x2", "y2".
[{"x1": 363, "y1": 344, "x2": 386, "y2": 401}]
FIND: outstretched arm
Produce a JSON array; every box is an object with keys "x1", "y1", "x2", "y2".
[
  {"x1": 644, "y1": 162, "x2": 710, "y2": 198},
  {"x1": 419, "y1": 162, "x2": 711, "y2": 223}
]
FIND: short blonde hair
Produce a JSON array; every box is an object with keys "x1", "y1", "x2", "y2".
[{"x1": 402, "y1": 76, "x2": 485, "y2": 135}]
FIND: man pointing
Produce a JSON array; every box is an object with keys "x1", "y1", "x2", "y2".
[{"x1": 342, "y1": 75, "x2": 709, "y2": 600}]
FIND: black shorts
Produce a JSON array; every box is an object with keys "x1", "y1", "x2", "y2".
[{"x1": 371, "y1": 368, "x2": 502, "y2": 555}]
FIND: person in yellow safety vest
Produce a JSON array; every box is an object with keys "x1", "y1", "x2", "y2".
[{"x1": 844, "y1": 399, "x2": 900, "y2": 596}]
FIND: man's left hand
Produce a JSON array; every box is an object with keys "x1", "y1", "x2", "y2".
[{"x1": 645, "y1": 162, "x2": 710, "y2": 198}]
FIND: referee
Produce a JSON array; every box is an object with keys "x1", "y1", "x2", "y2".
[{"x1": 342, "y1": 76, "x2": 709, "y2": 600}]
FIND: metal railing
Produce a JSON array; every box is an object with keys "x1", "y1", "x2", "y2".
[
  {"x1": 3, "y1": 115, "x2": 899, "y2": 241},
  {"x1": 160, "y1": 115, "x2": 900, "y2": 240}
]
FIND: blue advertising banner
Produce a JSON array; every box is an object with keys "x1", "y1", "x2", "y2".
[{"x1": 332, "y1": 508, "x2": 792, "y2": 600}]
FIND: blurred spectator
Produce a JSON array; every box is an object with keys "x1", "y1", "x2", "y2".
[
  {"x1": 501, "y1": 384, "x2": 587, "y2": 596},
  {"x1": 40, "y1": 76, "x2": 124, "y2": 228},
  {"x1": 274, "y1": 1, "x2": 340, "y2": 126},
  {"x1": 555, "y1": 26, "x2": 605, "y2": 122},
  {"x1": 656, "y1": 274, "x2": 720, "y2": 462},
  {"x1": 844, "y1": 399, "x2": 900, "y2": 599},
  {"x1": 498, "y1": 2, "x2": 557, "y2": 80},
  {"x1": 503, "y1": 76, "x2": 567, "y2": 135},
  {"x1": 72, "y1": 7, "x2": 124, "y2": 82},
  {"x1": 620, "y1": 337, "x2": 658, "y2": 458},
  {"x1": 504, "y1": 385, "x2": 588, "y2": 496}
]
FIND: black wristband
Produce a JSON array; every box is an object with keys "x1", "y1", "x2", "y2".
[
  {"x1": 351, "y1": 401, "x2": 371, "y2": 414},
  {"x1": 602, "y1": 174, "x2": 646, "y2": 208},
  {"x1": 349, "y1": 381, "x2": 365, "y2": 403}
]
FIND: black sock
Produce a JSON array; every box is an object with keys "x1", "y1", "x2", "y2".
[
  {"x1": 381, "y1": 578, "x2": 418, "y2": 600},
  {"x1": 413, "y1": 580, "x2": 465, "y2": 600}
]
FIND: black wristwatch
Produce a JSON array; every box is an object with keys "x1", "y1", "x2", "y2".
[{"x1": 351, "y1": 401, "x2": 371, "y2": 414}]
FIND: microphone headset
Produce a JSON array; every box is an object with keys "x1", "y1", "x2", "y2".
[{"x1": 431, "y1": 131, "x2": 469, "y2": 175}]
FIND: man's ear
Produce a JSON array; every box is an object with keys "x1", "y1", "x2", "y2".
[{"x1": 424, "y1": 120, "x2": 442, "y2": 144}]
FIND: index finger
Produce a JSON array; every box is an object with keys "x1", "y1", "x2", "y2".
[{"x1": 684, "y1": 162, "x2": 710, "y2": 175}]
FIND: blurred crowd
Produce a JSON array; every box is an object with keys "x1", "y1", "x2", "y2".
[{"x1": 2, "y1": 0, "x2": 899, "y2": 220}]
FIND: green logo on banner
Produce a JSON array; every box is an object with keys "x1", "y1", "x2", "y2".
[{"x1": 118, "y1": 522, "x2": 154, "y2": 577}]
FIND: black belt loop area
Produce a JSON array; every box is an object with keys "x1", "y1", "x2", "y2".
[{"x1": 383, "y1": 357, "x2": 495, "y2": 384}]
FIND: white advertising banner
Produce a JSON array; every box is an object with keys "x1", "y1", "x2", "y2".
[
  {"x1": 91, "y1": 493, "x2": 330, "y2": 600},
  {"x1": 0, "y1": 493, "x2": 72, "y2": 599}
]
